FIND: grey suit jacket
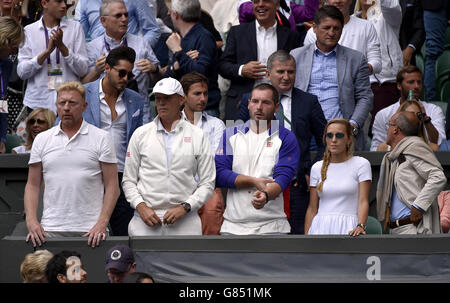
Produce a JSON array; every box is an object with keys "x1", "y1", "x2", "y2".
[{"x1": 290, "y1": 43, "x2": 373, "y2": 150}]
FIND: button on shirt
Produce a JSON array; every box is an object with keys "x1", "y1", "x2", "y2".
[
  {"x1": 99, "y1": 80, "x2": 127, "y2": 172},
  {"x1": 308, "y1": 46, "x2": 342, "y2": 122}
]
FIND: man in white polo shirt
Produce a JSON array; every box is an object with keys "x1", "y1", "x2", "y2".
[
  {"x1": 122, "y1": 77, "x2": 215, "y2": 236},
  {"x1": 24, "y1": 81, "x2": 120, "y2": 248}
]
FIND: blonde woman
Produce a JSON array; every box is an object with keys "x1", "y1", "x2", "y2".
[
  {"x1": 305, "y1": 118, "x2": 371, "y2": 236},
  {"x1": 20, "y1": 249, "x2": 53, "y2": 283},
  {"x1": 12, "y1": 108, "x2": 55, "y2": 154}
]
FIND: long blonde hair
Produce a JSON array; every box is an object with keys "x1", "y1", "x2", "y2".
[
  {"x1": 24, "y1": 108, "x2": 56, "y2": 150},
  {"x1": 317, "y1": 118, "x2": 354, "y2": 192}
]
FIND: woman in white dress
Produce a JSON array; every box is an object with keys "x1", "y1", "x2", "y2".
[
  {"x1": 12, "y1": 108, "x2": 55, "y2": 154},
  {"x1": 305, "y1": 118, "x2": 371, "y2": 236}
]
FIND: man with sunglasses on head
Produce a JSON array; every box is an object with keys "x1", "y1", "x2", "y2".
[
  {"x1": 82, "y1": 0, "x2": 161, "y2": 124},
  {"x1": 82, "y1": 46, "x2": 144, "y2": 236},
  {"x1": 215, "y1": 83, "x2": 300, "y2": 235}
]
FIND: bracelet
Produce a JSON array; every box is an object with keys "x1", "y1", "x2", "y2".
[{"x1": 261, "y1": 190, "x2": 269, "y2": 204}]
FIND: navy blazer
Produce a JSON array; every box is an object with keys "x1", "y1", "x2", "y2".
[
  {"x1": 237, "y1": 87, "x2": 326, "y2": 190},
  {"x1": 219, "y1": 21, "x2": 301, "y2": 120},
  {"x1": 83, "y1": 79, "x2": 144, "y2": 147}
]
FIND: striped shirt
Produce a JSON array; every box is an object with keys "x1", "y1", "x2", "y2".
[{"x1": 307, "y1": 46, "x2": 342, "y2": 122}]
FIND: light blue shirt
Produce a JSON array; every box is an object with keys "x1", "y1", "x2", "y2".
[
  {"x1": 390, "y1": 186, "x2": 411, "y2": 221},
  {"x1": 390, "y1": 186, "x2": 425, "y2": 221},
  {"x1": 87, "y1": 33, "x2": 159, "y2": 123},
  {"x1": 75, "y1": 0, "x2": 160, "y2": 48},
  {"x1": 307, "y1": 46, "x2": 342, "y2": 122}
]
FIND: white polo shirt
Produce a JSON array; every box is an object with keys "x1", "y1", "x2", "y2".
[{"x1": 29, "y1": 120, "x2": 117, "y2": 232}]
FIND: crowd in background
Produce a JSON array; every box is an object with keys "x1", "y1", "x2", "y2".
[{"x1": 1, "y1": 0, "x2": 450, "y2": 283}]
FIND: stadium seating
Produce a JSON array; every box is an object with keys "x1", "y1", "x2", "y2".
[
  {"x1": 365, "y1": 216, "x2": 382, "y2": 235},
  {"x1": 435, "y1": 50, "x2": 450, "y2": 99},
  {"x1": 5, "y1": 134, "x2": 24, "y2": 153},
  {"x1": 440, "y1": 81, "x2": 450, "y2": 103}
]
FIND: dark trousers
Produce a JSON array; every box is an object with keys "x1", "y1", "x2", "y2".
[
  {"x1": 109, "y1": 173, "x2": 134, "y2": 236},
  {"x1": 370, "y1": 82, "x2": 399, "y2": 131},
  {"x1": 289, "y1": 184, "x2": 310, "y2": 234}
]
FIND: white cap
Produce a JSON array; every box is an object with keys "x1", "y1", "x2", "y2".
[{"x1": 151, "y1": 77, "x2": 184, "y2": 97}]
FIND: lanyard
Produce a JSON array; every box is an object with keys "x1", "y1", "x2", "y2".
[
  {"x1": 104, "y1": 36, "x2": 128, "y2": 52},
  {"x1": 0, "y1": 74, "x2": 5, "y2": 99},
  {"x1": 42, "y1": 19, "x2": 60, "y2": 67}
]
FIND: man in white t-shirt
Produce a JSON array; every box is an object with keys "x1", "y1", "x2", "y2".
[
  {"x1": 24, "y1": 81, "x2": 120, "y2": 248},
  {"x1": 371, "y1": 65, "x2": 446, "y2": 151}
]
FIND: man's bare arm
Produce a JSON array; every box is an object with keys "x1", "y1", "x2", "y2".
[
  {"x1": 84, "y1": 162, "x2": 120, "y2": 248},
  {"x1": 24, "y1": 162, "x2": 45, "y2": 247}
]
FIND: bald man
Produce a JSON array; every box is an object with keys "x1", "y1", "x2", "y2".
[{"x1": 377, "y1": 111, "x2": 446, "y2": 235}]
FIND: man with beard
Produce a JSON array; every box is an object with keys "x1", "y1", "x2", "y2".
[
  {"x1": 83, "y1": 46, "x2": 144, "y2": 236},
  {"x1": 215, "y1": 83, "x2": 300, "y2": 235}
]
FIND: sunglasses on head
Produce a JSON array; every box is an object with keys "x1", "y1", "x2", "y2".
[
  {"x1": 112, "y1": 66, "x2": 134, "y2": 80},
  {"x1": 28, "y1": 118, "x2": 47, "y2": 125},
  {"x1": 326, "y1": 132, "x2": 345, "y2": 139}
]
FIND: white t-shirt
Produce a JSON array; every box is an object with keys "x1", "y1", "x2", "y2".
[
  {"x1": 29, "y1": 120, "x2": 117, "y2": 232},
  {"x1": 308, "y1": 156, "x2": 372, "y2": 234}
]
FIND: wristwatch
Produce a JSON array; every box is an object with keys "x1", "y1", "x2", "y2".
[
  {"x1": 356, "y1": 223, "x2": 366, "y2": 231},
  {"x1": 261, "y1": 190, "x2": 269, "y2": 204},
  {"x1": 181, "y1": 202, "x2": 191, "y2": 213},
  {"x1": 352, "y1": 126, "x2": 359, "y2": 137},
  {"x1": 423, "y1": 116, "x2": 432, "y2": 124}
]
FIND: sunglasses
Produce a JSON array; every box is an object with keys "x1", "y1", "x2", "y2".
[
  {"x1": 112, "y1": 66, "x2": 134, "y2": 80},
  {"x1": 109, "y1": 12, "x2": 129, "y2": 19},
  {"x1": 28, "y1": 118, "x2": 47, "y2": 125},
  {"x1": 326, "y1": 132, "x2": 345, "y2": 139}
]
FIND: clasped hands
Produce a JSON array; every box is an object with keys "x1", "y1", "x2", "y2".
[
  {"x1": 136, "y1": 202, "x2": 188, "y2": 227},
  {"x1": 251, "y1": 177, "x2": 274, "y2": 210}
]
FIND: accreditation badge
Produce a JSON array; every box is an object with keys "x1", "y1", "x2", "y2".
[
  {"x1": 47, "y1": 68, "x2": 63, "y2": 90},
  {"x1": 0, "y1": 99, "x2": 7, "y2": 113}
]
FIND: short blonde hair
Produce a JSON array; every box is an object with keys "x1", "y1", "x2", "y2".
[
  {"x1": 0, "y1": 16, "x2": 25, "y2": 49},
  {"x1": 56, "y1": 81, "x2": 86, "y2": 100},
  {"x1": 20, "y1": 250, "x2": 54, "y2": 283},
  {"x1": 25, "y1": 108, "x2": 56, "y2": 150}
]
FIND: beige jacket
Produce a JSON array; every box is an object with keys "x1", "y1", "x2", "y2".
[{"x1": 377, "y1": 136, "x2": 446, "y2": 233}]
